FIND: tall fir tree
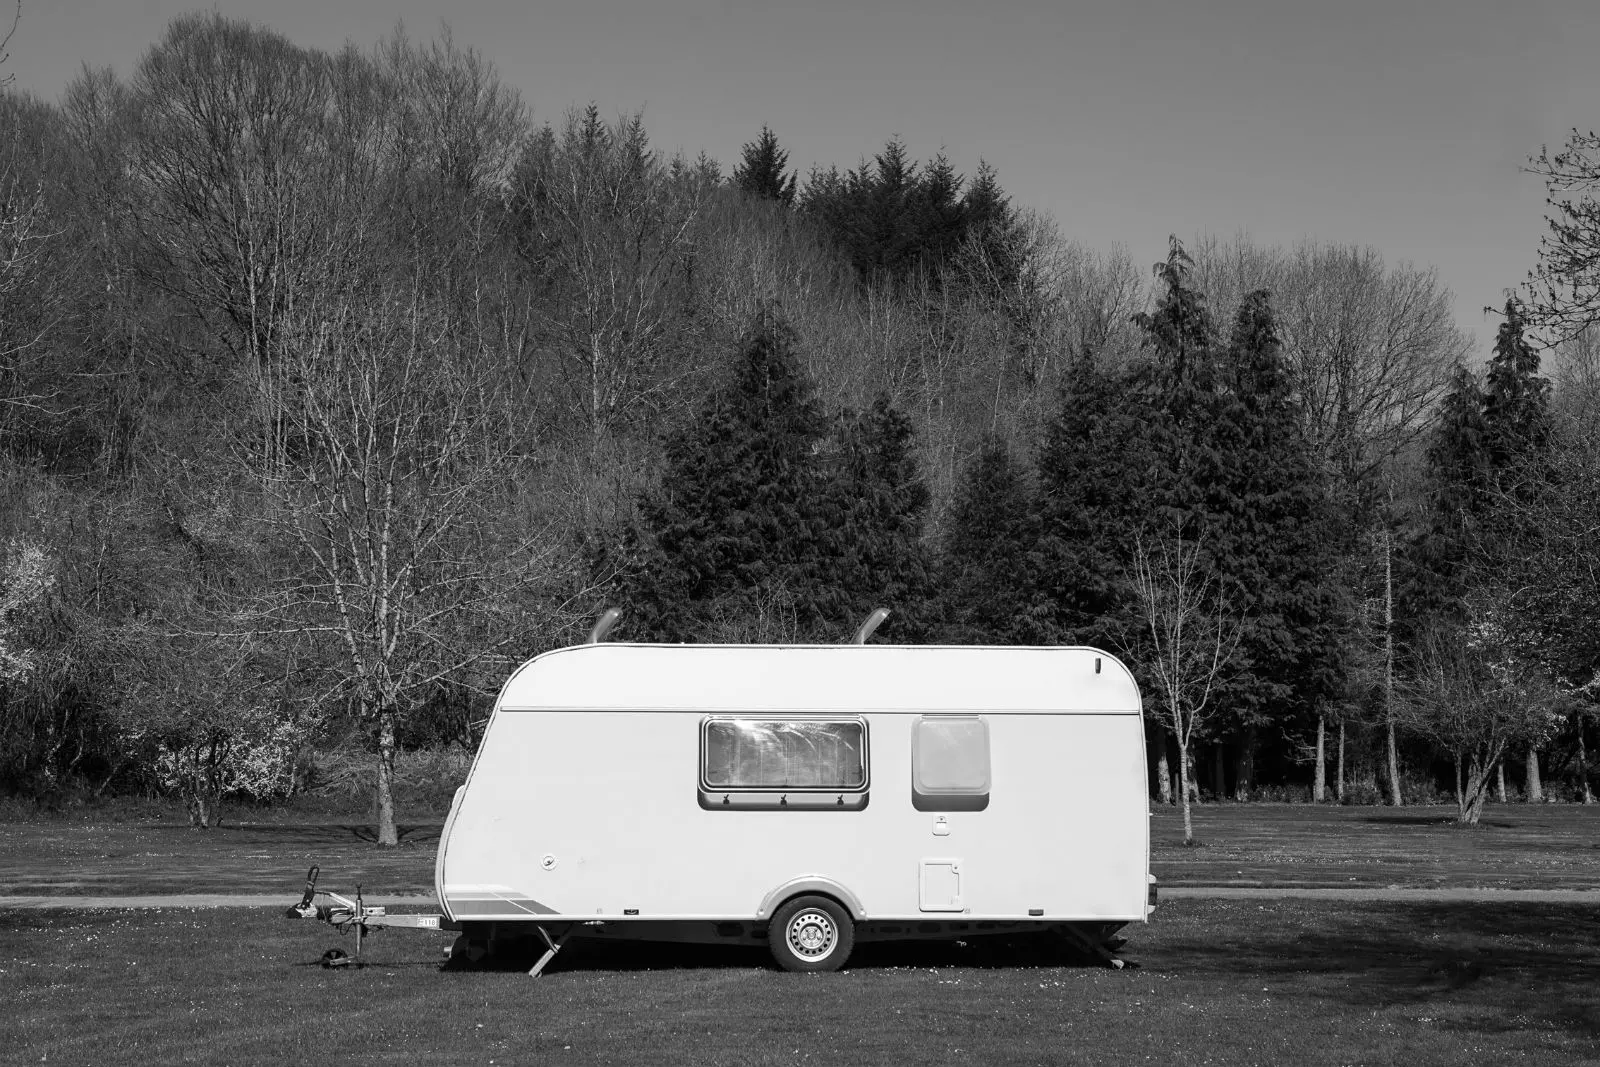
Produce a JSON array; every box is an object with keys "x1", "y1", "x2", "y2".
[
  {"x1": 911, "y1": 152, "x2": 967, "y2": 272},
  {"x1": 1481, "y1": 297, "x2": 1552, "y2": 470},
  {"x1": 732, "y1": 125, "x2": 797, "y2": 205},
  {"x1": 821, "y1": 396, "x2": 935, "y2": 640},
  {"x1": 1034, "y1": 350, "x2": 1161, "y2": 653},
  {"x1": 1410, "y1": 297, "x2": 1550, "y2": 627},
  {"x1": 1210, "y1": 290, "x2": 1346, "y2": 766},
  {"x1": 620, "y1": 313, "x2": 831, "y2": 641},
  {"x1": 938, "y1": 436, "x2": 1045, "y2": 644}
]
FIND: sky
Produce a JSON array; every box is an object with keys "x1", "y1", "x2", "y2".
[{"x1": 8, "y1": 0, "x2": 1600, "y2": 359}]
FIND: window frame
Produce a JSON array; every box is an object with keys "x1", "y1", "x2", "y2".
[{"x1": 698, "y1": 715, "x2": 870, "y2": 811}]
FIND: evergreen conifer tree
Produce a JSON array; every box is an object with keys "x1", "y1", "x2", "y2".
[
  {"x1": 938, "y1": 436, "x2": 1044, "y2": 644},
  {"x1": 822, "y1": 396, "x2": 935, "y2": 640},
  {"x1": 1034, "y1": 350, "x2": 1160, "y2": 651},
  {"x1": 622, "y1": 313, "x2": 831, "y2": 641},
  {"x1": 1211, "y1": 290, "x2": 1346, "y2": 757},
  {"x1": 1411, "y1": 298, "x2": 1550, "y2": 625},
  {"x1": 732, "y1": 125, "x2": 797, "y2": 205},
  {"x1": 960, "y1": 160, "x2": 1024, "y2": 295}
]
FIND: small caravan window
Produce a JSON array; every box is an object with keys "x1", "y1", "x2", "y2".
[
  {"x1": 699, "y1": 718, "x2": 868, "y2": 810},
  {"x1": 912, "y1": 715, "x2": 990, "y2": 812}
]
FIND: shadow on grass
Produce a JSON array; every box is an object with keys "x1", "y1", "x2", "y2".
[
  {"x1": 147, "y1": 822, "x2": 443, "y2": 846},
  {"x1": 457, "y1": 931, "x2": 1110, "y2": 976},
  {"x1": 1357, "y1": 814, "x2": 1518, "y2": 830},
  {"x1": 1160, "y1": 901, "x2": 1600, "y2": 1036}
]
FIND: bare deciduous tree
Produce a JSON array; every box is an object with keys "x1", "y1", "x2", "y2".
[
  {"x1": 1126, "y1": 527, "x2": 1243, "y2": 844},
  {"x1": 0, "y1": 78, "x2": 77, "y2": 432},
  {"x1": 124, "y1": 14, "x2": 338, "y2": 369},
  {"x1": 1398, "y1": 605, "x2": 1561, "y2": 825},
  {"x1": 0, "y1": 2, "x2": 18, "y2": 89},
  {"x1": 1527, "y1": 130, "x2": 1600, "y2": 342},
  {"x1": 1193, "y1": 237, "x2": 1467, "y2": 485},
  {"x1": 515, "y1": 106, "x2": 710, "y2": 465},
  {"x1": 234, "y1": 269, "x2": 562, "y2": 845}
]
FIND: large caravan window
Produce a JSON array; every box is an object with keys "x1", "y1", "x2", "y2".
[
  {"x1": 912, "y1": 715, "x2": 990, "y2": 811},
  {"x1": 700, "y1": 718, "x2": 868, "y2": 810}
]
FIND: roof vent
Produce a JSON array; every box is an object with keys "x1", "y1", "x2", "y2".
[
  {"x1": 851, "y1": 607, "x2": 890, "y2": 645},
  {"x1": 589, "y1": 608, "x2": 622, "y2": 644}
]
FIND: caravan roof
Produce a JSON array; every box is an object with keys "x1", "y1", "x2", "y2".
[{"x1": 496, "y1": 643, "x2": 1140, "y2": 715}]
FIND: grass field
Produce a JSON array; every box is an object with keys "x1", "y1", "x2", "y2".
[
  {"x1": 5, "y1": 899, "x2": 1598, "y2": 1065},
  {"x1": 6, "y1": 801, "x2": 1600, "y2": 1064},
  {"x1": 5, "y1": 801, "x2": 1600, "y2": 898}
]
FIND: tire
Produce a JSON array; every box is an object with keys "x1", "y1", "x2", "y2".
[
  {"x1": 446, "y1": 934, "x2": 489, "y2": 969},
  {"x1": 769, "y1": 895, "x2": 854, "y2": 973}
]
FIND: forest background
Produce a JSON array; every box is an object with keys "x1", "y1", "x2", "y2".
[{"x1": 2, "y1": 12, "x2": 1599, "y2": 843}]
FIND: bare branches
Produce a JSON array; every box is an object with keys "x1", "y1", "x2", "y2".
[
  {"x1": 1129, "y1": 529, "x2": 1243, "y2": 749},
  {"x1": 516, "y1": 106, "x2": 709, "y2": 456},
  {"x1": 1395, "y1": 603, "x2": 1563, "y2": 823},
  {"x1": 1527, "y1": 131, "x2": 1600, "y2": 344},
  {"x1": 1191, "y1": 237, "x2": 1467, "y2": 485},
  {"x1": 0, "y1": 2, "x2": 18, "y2": 88},
  {"x1": 1126, "y1": 524, "x2": 1244, "y2": 842}
]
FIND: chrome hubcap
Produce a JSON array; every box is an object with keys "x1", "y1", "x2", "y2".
[{"x1": 788, "y1": 911, "x2": 836, "y2": 959}]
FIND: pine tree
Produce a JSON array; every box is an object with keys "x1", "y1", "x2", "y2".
[
  {"x1": 1411, "y1": 299, "x2": 1549, "y2": 625},
  {"x1": 1034, "y1": 350, "x2": 1160, "y2": 652},
  {"x1": 910, "y1": 152, "x2": 967, "y2": 272},
  {"x1": 1481, "y1": 297, "x2": 1552, "y2": 470},
  {"x1": 860, "y1": 137, "x2": 919, "y2": 282},
  {"x1": 732, "y1": 125, "x2": 797, "y2": 205},
  {"x1": 960, "y1": 160, "x2": 1024, "y2": 295},
  {"x1": 940, "y1": 436, "x2": 1045, "y2": 644},
  {"x1": 1211, "y1": 290, "x2": 1345, "y2": 760},
  {"x1": 822, "y1": 396, "x2": 935, "y2": 640},
  {"x1": 621, "y1": 313, "x2": 831, "y2": 641}
]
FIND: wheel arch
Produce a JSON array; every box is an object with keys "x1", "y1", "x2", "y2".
[{"x1": 757, "y1": 877, "x2": 865, "y2": 922}]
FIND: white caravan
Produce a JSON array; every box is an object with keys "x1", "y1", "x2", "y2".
[{"x1": 431, "y1": 637, "x2": 1157, "y2": 972}]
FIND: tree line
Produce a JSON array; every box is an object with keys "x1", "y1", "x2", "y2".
[{"x1": 0, "y1": 13, "x2": 1596, "y2": 837}]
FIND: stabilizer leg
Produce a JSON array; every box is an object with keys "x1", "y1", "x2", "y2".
[
  {"x1": 528, "y1": 925, "x2": 567, "y2": 978},
  {"x1": 1055, "y1": 923, "x2": 1136, "y2": 970}
]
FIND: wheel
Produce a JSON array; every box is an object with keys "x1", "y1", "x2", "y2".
[
  {"x1": 769, "y1": 895, "x2": 854, "y2": 973},
  {"x1": 446, "y1": 934, "x2": 489, "y2": 969}
]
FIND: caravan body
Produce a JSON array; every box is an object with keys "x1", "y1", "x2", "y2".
[{"x1": 435, "y1": 643, "x2": 1153, "y2": 970}]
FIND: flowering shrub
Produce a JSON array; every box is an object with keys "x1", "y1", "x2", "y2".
[{"x1": 0, "y1": 538, "x2": 53, "y2": 684}]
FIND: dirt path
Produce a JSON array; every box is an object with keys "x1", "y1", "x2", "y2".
[{"x1": 5, "y1": 886, "x2": 1600, "y2": 909}]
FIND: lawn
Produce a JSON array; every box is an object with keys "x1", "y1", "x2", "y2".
[
  {"x1": 4, "y1": 898, "x2": 1598, "y2": 1065},
  {"x1": 6, "y1": 802, "x2": 1600, "y2": 1063},
  {"x1": 5, "y1": 801, "x2": 1600, "y2": 898},
  {"x1": 1150, "y1": 803, "x2": 1600, "y2": 890}
]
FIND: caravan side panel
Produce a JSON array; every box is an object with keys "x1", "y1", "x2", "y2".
[{"x1": 439, "y1": 645, "x2": 1149, "y2": 925}]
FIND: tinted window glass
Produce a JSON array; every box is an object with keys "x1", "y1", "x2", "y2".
[
  {"x1": 704, "y1": 719, "x2": 866, "y2": 790},
  {"x1": 912, "y1": 716, "x2": 990, "y2": 811}
]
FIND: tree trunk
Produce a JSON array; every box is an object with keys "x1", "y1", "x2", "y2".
[
  {"x1": 1580, "y1": 725, "x2": 1595, "y2": 805},
  {"x1": 1313, "y1": 714, "x2": 1326, "y2": 803},
  {"x1": 1336, "y1": 718, "x2": 1345, "y2": 803},
  {"x1": 1454, "y1": 753, "x2": 1464, "y2": 813},
  {"x1": 1177, "y1": 737, "x2": 1195, "y2": 844},
  {"x1": 1496, "y1": 762, "x2": 1506, "y2": 803},
  {"x1": 1234, "y1": 729, "x2": 1256, "y2": 802},
  {"x1": 1383, "y1": 528, "x2": 1403, "y2": 807},
  {"x1": 1460, "y1": 758, "x2": 1489, "y2": 826},
  {"x1": 375, "y1": 710, "x2": 399, "y2": 847},
  {"x1": 1212, "y1": 744, "x2": 1226, "y2": 801},
  {"x1": 1527, "y1": 746, "x2": 1544, "y2": 803},
  {"x1": 1186, "y1": 749, "x2": 1200, "y2": 804},
  {"x1": 1156, "y1": 743, "x2": 1173, "y2": 806}
]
